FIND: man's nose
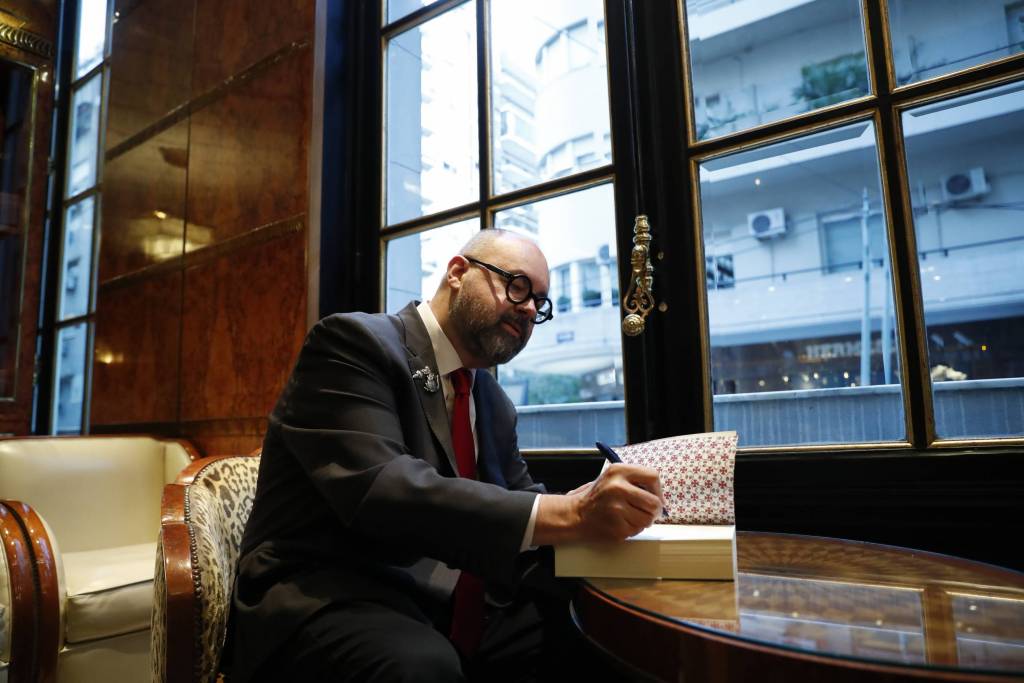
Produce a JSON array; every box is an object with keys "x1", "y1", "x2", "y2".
[{"x1": 515, "y1": 297, "x2": 537, "y2": 321}]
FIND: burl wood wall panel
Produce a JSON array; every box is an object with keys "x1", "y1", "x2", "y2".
[{"x1": 91, "y1": 0, "x2": 314, "y2": 453}]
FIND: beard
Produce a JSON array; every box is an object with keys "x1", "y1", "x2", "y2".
[{"x1": 449, "y1": 288, "x2": 528, "y2": 366}]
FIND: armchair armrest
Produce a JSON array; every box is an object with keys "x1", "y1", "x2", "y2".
[
  {"x1": 154, "y1": 484, "x2": 197, "y2": 683},
  {"x1": 0, "y1": 501, "x2": 62, "y2": 683}
]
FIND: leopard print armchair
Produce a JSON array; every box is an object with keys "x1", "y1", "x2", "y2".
[{"x1": 152, "y1": 455, "x2": 260, "y2": 683}]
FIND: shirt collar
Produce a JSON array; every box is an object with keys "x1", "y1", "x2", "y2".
[{"x1": 416, "y1": 300, "x2": 472, "y2": 381}]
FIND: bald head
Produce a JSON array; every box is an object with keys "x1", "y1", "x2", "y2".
[
  {"x1": 458, "y1": 229, "x2": 546, "y2": 269},
  {"x1": 428, "y1": 229, "x2": 550, "y2": 368}
]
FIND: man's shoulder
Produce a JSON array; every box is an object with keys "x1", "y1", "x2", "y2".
[{"x1": 313, "y1": 310, "x2": 404, "y2": 342}]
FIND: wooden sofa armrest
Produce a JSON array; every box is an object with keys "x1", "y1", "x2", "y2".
[
  {"x1": 0, "y1": 501, "x2": 61, "y2": 683},
  {"x1": 158, "y1": 484, "x2": 198, "y2": 683}
]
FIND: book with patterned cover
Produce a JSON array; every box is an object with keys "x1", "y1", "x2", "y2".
[
  {"x1": 614, "y1": 430, "x2": 738, "y2": 525},
  {"x1": 554, "y1": 431, "x2": 739, "y2": 580}
]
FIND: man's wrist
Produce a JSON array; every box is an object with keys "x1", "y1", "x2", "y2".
[{"x1": 530, "y1": 493, "x2": 580, "y2": 547}]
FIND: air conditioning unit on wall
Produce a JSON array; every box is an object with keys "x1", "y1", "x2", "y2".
[
  {"x1": 747, "y1": 208, "x2": 786, "y2": 240},
  {"x1": 941, "y1": 167, "x2": 989, "y2": 202}
]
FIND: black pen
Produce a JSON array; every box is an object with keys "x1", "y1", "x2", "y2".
[
  {"x1": 596, "y1": 441, "x2": 667, "y2": 516},
  {"x1": 595, "y1": 441, "x2": 621, "y2": 463}
]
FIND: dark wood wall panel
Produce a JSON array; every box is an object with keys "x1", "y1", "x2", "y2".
[
  {"x1": 92, "y1": 0, "x2": 316, "y2": 453},
  {"x1": 106, "y1": 0, "x2": 195, "y2": 151},
  {"x1": 186, "y1": 48, "x2": 311, "y2": 247},
  {"x1": 181, "y1": 417, "x2": 268, "y2": 457},
  {"x1": 180, "y1": 227, "x2": 307, "y2": 423},
  {"x1": 91, "y1": 269, "x2": 182, "y2": 425},
  {"x1": 191, "y1": 0, "x2": 314, "y2": 93},
  {"x1": 99, "y1": 120, "x2": 189, "y2": 281}
]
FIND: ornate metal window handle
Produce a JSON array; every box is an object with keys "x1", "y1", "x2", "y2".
[{"x1": 621, "y1": 214, "x2": 654, "y2": 337}]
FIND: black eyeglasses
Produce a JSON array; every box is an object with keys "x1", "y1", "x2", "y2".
[{"x1": 464, "y1": 256, "x2": 554, "y2": 324}]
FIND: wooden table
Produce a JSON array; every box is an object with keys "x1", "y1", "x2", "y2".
[{"x1": 572, "y1": 532, "x2": 1024, "y2": 682}]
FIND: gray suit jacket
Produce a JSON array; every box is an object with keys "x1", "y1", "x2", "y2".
[{"x1": 229, "y1": 302, "x2": 543, "y2": 680}]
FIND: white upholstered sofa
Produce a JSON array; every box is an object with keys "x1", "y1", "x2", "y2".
[{"x1": 0, "y1": 436, "x2": 200, "y2": 683}]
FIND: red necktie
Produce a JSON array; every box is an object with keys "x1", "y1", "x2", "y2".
[{"x1": 448, "y1": 368, "x2": 485, "y2": 657}]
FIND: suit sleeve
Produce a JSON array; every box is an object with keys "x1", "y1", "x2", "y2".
[{"x1": 271, "y1": 314, "x2": 537, "y2": 580}]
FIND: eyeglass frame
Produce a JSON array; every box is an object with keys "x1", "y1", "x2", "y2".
[{"x1": 463, "y1": 256, "x2": 554, "y2": 324}]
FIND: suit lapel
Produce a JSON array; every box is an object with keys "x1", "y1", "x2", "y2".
[
  {"x1": 396, "y1": 303, "x2": 458, "y2": 475},
  {"x1": 473, "y1": 374, "x2": 508, "y2": 488}
]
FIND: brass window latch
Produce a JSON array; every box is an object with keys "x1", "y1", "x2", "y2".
[{"x1": 621, "y1": 214, "x2": 654, "y2": 337}]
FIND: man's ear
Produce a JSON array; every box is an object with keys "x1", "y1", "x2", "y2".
[{"x1": 447, "y1": 255, "x2": 470, "y2": 291}]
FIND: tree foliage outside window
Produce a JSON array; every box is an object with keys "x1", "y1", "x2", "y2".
[
  {"x1": 793, "y1": 52, "x2": 869, "y2": 110},
  {"x1": 523, "y1": 372, "x2": 582, "y2": 405}
]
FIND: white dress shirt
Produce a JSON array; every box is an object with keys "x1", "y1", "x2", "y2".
[{"x1": 416, "y1": 301, "x2": 540, "y2": 552}]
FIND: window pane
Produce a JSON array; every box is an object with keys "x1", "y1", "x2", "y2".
[
  {"x1": 495, "y1": 183, "x2": 625, "y2": 448},
  {"x1": 386, "y1": 0, "x2": 442, "y2": 25},
  {"x1": 59, "y1": 198, "x2": 95, "y2": 321},
  {"x1": 52, "y1": 322, "x2": 89, "y2": 434},
  {"x1": 888, "y1": 0, "x2": 1024, "y2": 86},
  {"x1": 490, "y1": 0, "x2": 612, "y2": 194},
  {"x1": 385, "y1": 2, "x2": 478, "y2": 225},
  {"x1": 901, "y1": 81, "x2": 1024, "y2": 440},
  {"x1": 67, "y1": 75, "x2": 103, "y2": 196},
  {"x1": 75, "y1": 0, "x2": 108, "y2": 77},
  {"x1": 385, "y1": 218, "x2": 480, "y2": 313},
  {"x1": 699, "y1": 121, "x2": 904, "y2": 447},
  {"x1": 685, "y1": 0, "x2": 870, "y2": 141}
]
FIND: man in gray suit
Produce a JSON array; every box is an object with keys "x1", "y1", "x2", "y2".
[{"x1": 228, "y1": 229, "x2": 663, "y2": 682}]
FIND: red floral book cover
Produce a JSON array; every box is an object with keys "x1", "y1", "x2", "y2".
[{"x1": 613, "y1": 431, "x2": 738, "y2": 525}]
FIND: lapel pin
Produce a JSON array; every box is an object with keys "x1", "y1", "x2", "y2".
[{"x1": 412, "y1": 366, "x2": 440, "y2": 393}]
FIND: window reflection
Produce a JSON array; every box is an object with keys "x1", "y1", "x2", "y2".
[
  {"x1": 901, "y1": 80, "x2": 1024, "y2": 440},
  {"x1": 496, "y1": 183, "x2": 624, "y2": 449},
  {"x1": 385, "y1": 2, "x2": 478, "y2": 225},
  {"x1": 888, "y1": 0, "x2": 1024, "y2": 86},
  {"x1": 384, "y1": 218, "x2": 480, "y2": 314},
  {"x1": 699, "y1": 121, "x2": 905, "y2": 446},
  {"x1": 685, "y1": 0, "x2": 870, "y2": 141},
  {"x1": 386, "y1": 0, "x2": 442, "y2": 25},
  {"x1": 59, "y1": 199, "x2": 95, "y2": 321},
  {"x1": 67, "y1": 76, "x2": 102, "y2": 197},
  {"x1": 738, "y1": 575, "x2": 927, "y2": 664},
  {"x1": 75, "y1": 0, "x2": 107, "y2": 78},
  {"x1": 490, "y1": 0, "x2": 611, "y2": 194},
  {"x1": 53, "y1": 323, "x2": 88, "y2": 434},
  {"x1": 952, "y1": 593, "x2": 1024, "y2": 670}
]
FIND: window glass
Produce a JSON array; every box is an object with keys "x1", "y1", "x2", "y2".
[
  {"x1": 901, "y1": 81, "x2": 1024, "y2": 440},
  {"x1": 385, "y1": 218, "x2": 480, "y2": 313},
  {"x1": 490, "y1": 0, "x2": 611, "y2": 194},
  {"x1": 685, "y1": 0, "x2": 870, "y2": 141},
  {"x1": 58, "y1": 198, "x2": 95, "y2": 321},
  {"x1": 67, "y1": 75, "x2": 103, "y2": 197},
  {"x1": 75, "y1": 0, "x2": 108, "y2": 77},
  {"x1": 821, "y1": 212, "x2": 886, "y2": 274},
  {"x1": 386, "y1": 0, "x2": 444, "y2": 25},
  {"x1": 699, "y1": 121, "x2": 904, "y2": 446},
  {"x1": 495, "y1": 183, "x2": 624, "y2": 448},
  {"x1": 385, "y1": 2, "x2": 478, "y2": 225},
  {"x1": 52, "y1": 322, "x2": 88, "y2": 434},
  {"x1": 888, "y1": 0, "x2": 1024, "y2": 86}
]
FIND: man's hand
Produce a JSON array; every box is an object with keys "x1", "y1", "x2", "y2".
[{"x1": 532, "y1": 464, "x2": 663, "y2": 546}]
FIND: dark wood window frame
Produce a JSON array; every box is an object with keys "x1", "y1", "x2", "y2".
[{"x1": 320, "y1": 0, "x2": 1024, "y2": 570}]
